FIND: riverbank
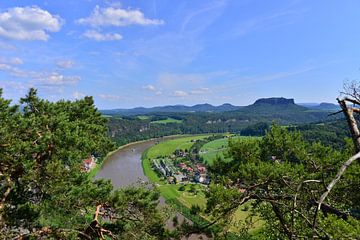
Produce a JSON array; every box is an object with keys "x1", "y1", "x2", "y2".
[
  {"x1": 92, "y1": 133, "x2": 218, "y2": 179},
  {"x1": 89, "y1": 134, "x2": 188, "y2": 179}
]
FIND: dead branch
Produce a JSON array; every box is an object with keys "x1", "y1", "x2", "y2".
[
  {"x1": 82, "y1": 205, "x2": 116, "y2": 240},
  {"x1": 337, "y1": 98, "x2": 360, "y2": 152},
  {"x1": 328, "y1": 110, "x2": 343, "y2": 117},
  {"x1": 312, "y1": 151, "x2": 360, "y2": 236}
]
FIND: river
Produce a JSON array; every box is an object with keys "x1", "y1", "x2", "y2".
[
  {"x1": 94, "y1": 138, "x2": 161, "y2": 188},
  {"x1": 95, "y1": 136, "x2": 210, "y2": 240}
]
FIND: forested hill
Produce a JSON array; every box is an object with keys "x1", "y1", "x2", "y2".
[
  {"x1": 101, "y1": 103, "x2": 242, "y2": 116},
  {"x1": 106, "y1": 97, "x2": 340, "y2": 145},
  {"x1": 101, "y1": 97, "x2": 338, "y2": 116}
]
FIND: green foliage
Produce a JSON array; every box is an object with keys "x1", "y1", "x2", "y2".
[
  {"x1": 206, "y1": 124, "x2": 360, "y2": 239},
  {"x1": 190, "y1": 204, "x2": 202, "y2": 215},
  {"x1": 0, "y1": 89, "x2": 168, "y2": 239}
]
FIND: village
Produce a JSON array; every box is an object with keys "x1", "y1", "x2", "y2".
[{"x1": 151, "y1": 148, "x2": 211, "y2": 185}]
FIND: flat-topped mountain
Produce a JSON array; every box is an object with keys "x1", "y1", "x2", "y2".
[{"x1": 254, "y1": 97, "x2": 295, "y2": 105}]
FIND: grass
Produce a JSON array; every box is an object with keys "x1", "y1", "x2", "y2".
[
  {"x1": 200, "y1": 136, "x2": 260, "y2": 165},
  {"x1": 231, "y1": 203, "x2": 265, "y2": 232},
  {"x1": 158, "y1": 184, "x2": 207, "y2": 208},
  {"x1": 137, "y1": 115, "x2": 150, "y2": 120},
  {"x1": 88, "y1": 163, "x2": 101, "y2": 179},
  {"x1": 145, "y1": 135, "x2": 210, "y2": 159},
  {"x1": 150, "y1": 118, "x2": 183, "y2": 124}
]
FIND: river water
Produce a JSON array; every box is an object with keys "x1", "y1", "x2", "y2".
[{"x1": 95, "y1": 138, "x2": 160, "y2": 188}]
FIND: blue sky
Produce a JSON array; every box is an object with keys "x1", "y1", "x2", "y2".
[{"x1": 0, "y1": 0, "x2": 360, "y2": 109}]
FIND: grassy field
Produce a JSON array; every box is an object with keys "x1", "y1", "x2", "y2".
[
  {"x1": 137, "y1": 115, "x2": 150, "y2": 120},
  {"x1": 150, "y1": 118, "x2": 183, "y2": 124},
  {"x1": 145, "y1": 135, "x2": 210, "y2": 159},
  {"x1": 200, "y1": 136, "x2": 260, "y2": 165},
  {"x1": 158, "y1": 184, "x2": 207, "y2": 208}
]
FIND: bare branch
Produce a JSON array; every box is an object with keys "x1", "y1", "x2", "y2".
[
  {"x1": 337, "y1": 98, "x2": 360, "y2": 152},
  {"x1": 312, "y1": 152, "x2": 360, "y2": 236}
]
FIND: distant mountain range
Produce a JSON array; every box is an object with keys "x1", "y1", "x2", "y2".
[
  {"x1": 100, "y1": 98, "x2": 339, "y2": 116},
  {"x1": 101, "y1": 103, "x2": 242, "y2": 115},
  {"x1": 298, "y1": 102, "x2": 340, "y2": 111}
]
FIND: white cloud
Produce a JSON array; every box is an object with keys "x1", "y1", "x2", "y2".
[
  {"x1": 56, "y1": 59, "x2": 74, "y2": 69},
  {"x1": 0, "y1": 57, "x2": 23, "y2": 65},
  {"x1": 83, "y1": 30, "x2": 122, "y2": 41},
  {"x1": 98, "y1": 93, "x2": 122, "y2": 101},
  {"x1": 0, "y1": 6, "x2": 63, "y2": 41},
  {"x1": 77, "y1": 5, "x2": 164, "y2": 27},
  {"x1": 36, "y1": 72, "x2": 81, "y2": 86},
  {"x1": 190, "y1": 87, "x2": 211, "y2": 95},
  {"x1": 142, "y1": 84, "x2": 156, "y2": 91},
  {"x1": 0, "y1": 62, "x2": 81, "y2": 87},
  {"x1": 0, "y1": 80, "x2": 27, "y2": 91},
  {"x1": 0, "y1": 41, "x2": 16, "y2": 50},
  {"x1": 172, "y1": 90, "x2": 188, "y2": 97}
]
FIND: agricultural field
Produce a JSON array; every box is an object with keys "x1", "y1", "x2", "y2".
[
  {"x1": 144, "y1": 135, "x2": 210, "y2": 159},
  {"x1": 150, "y1": 117, "x2": 183, "y2": 124},
  {"x1": 200, "y1": 136, "x2": 261, "y2": 165}
]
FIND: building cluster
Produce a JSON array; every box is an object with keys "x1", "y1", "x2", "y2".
[{"x1": 152, "y1": 149, "x2": 211, "y2": 185}]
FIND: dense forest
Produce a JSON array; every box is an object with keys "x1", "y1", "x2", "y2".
[{"x1": 106, "y1": 101, "x2": 344, "y2": 149}]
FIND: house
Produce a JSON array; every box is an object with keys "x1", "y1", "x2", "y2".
[
  {"x1": 177, "y1": 163, "x2": 187, "y2": 169},
  {"x1": 196, "y1": 164, "x2": 207, "y2": 173},
  {"x1": 83, "y1": 155, "x2": 96, "y2": 172}
]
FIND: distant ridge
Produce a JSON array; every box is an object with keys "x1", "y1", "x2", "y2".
[
  {"x1": 101, "y1": 97, "x2": 339, "y2": 116},
  {"x1": 100, "y1": 103, "x2": 242, "y2": 116},
  {"x1": 298, "y1": 102, "x2": 340, "y2": 111}
]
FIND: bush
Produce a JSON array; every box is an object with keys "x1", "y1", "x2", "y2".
[{"x1": 190, "y1": 204, "x2": 201, "y2": 215}]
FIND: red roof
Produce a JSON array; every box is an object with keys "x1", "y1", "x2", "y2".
[{"x1": 83, "y1": 157, "x2": 93, "y2": 164}]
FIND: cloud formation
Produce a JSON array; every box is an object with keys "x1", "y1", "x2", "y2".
[
  {"x1": 36, "y1": 72, "x2": 80, "y2": 86},
  {"x1": 0, "y1": 6, "x2": 63, "y2": 41},
  {"x1": 83, "y1": 30, "x2": 122, "y2": 41},
  {"x1": 142, "y1": 84, "x2": 156, "y2": 91},
  {"x1": 56, "y1": 59, "x2": 74, "y2": 69},
  {"x1": 0, "y1": 57, "x2": 23, "y2": 65},
  {"x1": 77, "y1": 5, "x2": 164, "y2": 27},
  {"x1": 98, "y1": 93, "x2": 123, "y2": 101},
  {"x1": 172, "y1": 90, "x2": 188, "y2": 97}
]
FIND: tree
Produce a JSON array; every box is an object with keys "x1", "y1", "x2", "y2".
[
  {"x1": 0, "y1": 89, "x2": 168, "y2": 239},
  {"x1": 206, "y1": 121, "x2": 360, "y2": 239}
]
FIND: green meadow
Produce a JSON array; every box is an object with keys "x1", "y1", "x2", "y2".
[{"x1": 150, "y1": 117, "x2": 183, "y2": 124}]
